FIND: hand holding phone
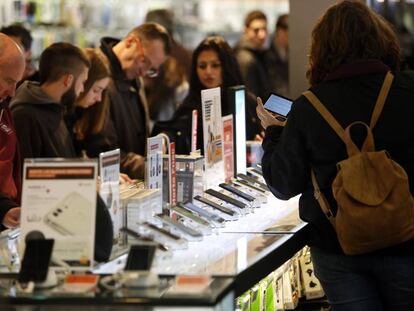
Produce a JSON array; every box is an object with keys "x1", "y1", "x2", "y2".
[
  {"x1": 263, "y1": 93, "x2": 292, "y2": 118},
  {"x1": 256, "y1": 97, "x2": 286, "y2": 129}
]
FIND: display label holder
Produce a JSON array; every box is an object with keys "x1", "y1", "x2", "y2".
[
  {"x1": 21, "y1": 158, "x2": 97, "y2": 270},
  {"x1": 201, "y1": 87, "x2": 225, "y2": 188},
  {"x1": 99, "y1": 149, "x2": 121, "y2": 243}
]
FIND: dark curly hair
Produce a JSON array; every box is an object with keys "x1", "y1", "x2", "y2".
[
  {"x1": 185, "y1": 35, "x2": 243, "y2": 114},
  {"x1": 307, "y1": 0, "x2": 401, "y2": 87}
]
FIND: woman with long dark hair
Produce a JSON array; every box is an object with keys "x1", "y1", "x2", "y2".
[{"x1": 153, "y1": 35, "x2": 261, "y2": 154}]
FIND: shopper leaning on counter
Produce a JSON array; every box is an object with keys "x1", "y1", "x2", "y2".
[
  {"x1": 11, "y1": 43, "x2": 113, "y2": 262},
  {"x1": 65, "y1": 48, "x2": 112, "y2": 158},
  {"x1": 153, "y1": 35, "x2": 262, "y2": 155},
  {"x1": 98, "y1": 23, "x2": 170, "y2": 179},
  {"x1": 257, "y1": 1, "x2": 414, "y2": 310},
  {"x1": 0, "y1": 33, "x2": 25, "y2": 231}
]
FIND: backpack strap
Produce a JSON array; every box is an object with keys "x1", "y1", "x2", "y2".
[
  {"x1": 370, "y1": 71, "x2": 394, "y2": 129},
  {"x1": 311, "y1": 169, "x2": 336, "y2": 225},
  {"x1": 303, "y1": 91, "x2": 346, "y2": 143}
]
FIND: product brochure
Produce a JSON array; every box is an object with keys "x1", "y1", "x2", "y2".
[
  {"x1": 146, "y1": 135, "x2": 163, "y2": 191},
  {"x1": 21, "y1": 159, "x2": 97, "y2": 269},
  {"x1": 191, "y1": 109, "x2": 198, "y2": 153},
  {"x1": 222, "y1": 114, "x2": 234, "y2": 182},
  {"x1": 201, "y1": 87, "x2": 225, "y2": 188},
  {"x1": 99, "y1": 149, "x2": 121, "y2": 242},
  {"x1": 170, "y1": 142, "x2": 177, "y2": 205}
]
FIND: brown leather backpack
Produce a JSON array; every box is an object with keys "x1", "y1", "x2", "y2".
[{"x1": 303, "y1": 72, "x2": 414, "y2": 255}]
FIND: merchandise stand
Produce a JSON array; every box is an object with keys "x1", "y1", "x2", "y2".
[{"x1": 0, "y1": 195, "x2": 308, "y2": 310}]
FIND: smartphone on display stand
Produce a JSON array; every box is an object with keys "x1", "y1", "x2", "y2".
[
  {"x1": 219, "y1": 183, "x2": 255, "y2": 202},
  {"x1": 120, "y1": 227, "x2": 169, "y2": 252},
  {"x1": 155, "y1": 214, "x2": 203, "y2": 241},
  {"x1": 193, "y1": 195, "x2": 237, "y2": 218},
  {"x1": 178, "y1": 202, "x2": 226, "y2": 225},
  {"x1": 18, "y1": 239, "x2": 54, "y2": 283},
  {"x1": 205, "y1": 189, "x2": 248, "y2": 210},
  {"x1": 167, "y1": 205, "x2": 213, "y2": 229},
  {"x1": 263, "y1": 92, "x2": 293, "y2": 120},
  {"x1": 237, "y1": 173, "x2": 268, "y2": 191},
  {"x1": 124, "y1": 244, "x2": 156, "y2": 271}
]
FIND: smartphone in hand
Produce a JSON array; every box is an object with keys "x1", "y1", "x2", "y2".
[{"x1": 263, "y1": 93, "x2": 292, "y2": 120}]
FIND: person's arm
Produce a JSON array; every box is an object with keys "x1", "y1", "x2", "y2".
[
  {"x1": 101, "y1": 114, "x2": 145, "y2": 180},
  {"x1": 257, "y1": 97, "x2": 310, "y2": 200},
  {"x1": 0, "y1": 193, "x2": 20, "y2": 231}
]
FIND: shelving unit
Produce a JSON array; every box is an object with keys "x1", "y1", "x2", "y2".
[{"x1": 0, "y1": 0, "x2": 289, "y2": 60}]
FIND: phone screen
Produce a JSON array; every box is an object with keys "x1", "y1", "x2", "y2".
[
  {"x1": 18, "y1": 239, "x2": 54, "y2": 283},
  {"x1": 263, "y1": 93, "x2": 292, "y2": 117}
]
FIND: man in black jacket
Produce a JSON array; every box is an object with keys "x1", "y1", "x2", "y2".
[
  {"x1": 234, "y1": 10, "x2": 271, "y2": 100},
  {"x1": 99, "y1": 23, "x2": 170, "y2": 179},
  {"x1": 11, "y1": 43, "x2": 113, "y2": 262},
  {"x1": 0, "y1": 33, "x2": 25, "y2": 231}
]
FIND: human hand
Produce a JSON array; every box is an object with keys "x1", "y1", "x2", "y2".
[
  {"x1": 254, "y1": 134, "x2": 263, "y2": 141},
  {"x1": 119, "y1": 173, "x2": 133, "y2": 185},
  {"x1": 256, "y1": 97, "x2": 287, "y2": 129},
  {"x1": 2, "y1": 207, "x2": 20, "y2": 228}
]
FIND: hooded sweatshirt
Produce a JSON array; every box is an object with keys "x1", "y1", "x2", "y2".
[{"x1": 10, "y1": 81, "x2": 76, "y2": 159}]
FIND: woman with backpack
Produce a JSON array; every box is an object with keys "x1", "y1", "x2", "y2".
[{"x1": 257, "y1": 1, "x2": 414, "y2": 310}]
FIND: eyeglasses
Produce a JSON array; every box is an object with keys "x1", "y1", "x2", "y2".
[{"x1": 134, "y1": 36, "x2": 159, "y2": 78}]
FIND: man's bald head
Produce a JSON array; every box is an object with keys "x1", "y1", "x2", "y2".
[{"x1": 0, "y1": 33, "x2": 25, "y2": 103}]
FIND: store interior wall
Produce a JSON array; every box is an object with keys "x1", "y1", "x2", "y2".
[{"x1": 289, "y1": 0, "x2": 338, "y2": 99}]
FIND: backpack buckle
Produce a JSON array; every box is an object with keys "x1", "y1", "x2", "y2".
[{"x1": 314, "y1": 190, "x2": 321, "y2": 200}]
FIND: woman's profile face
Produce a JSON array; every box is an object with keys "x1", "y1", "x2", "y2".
[
  {"x1": 196, "y1": 49, "x2": 223, "y2": 89},
  {"x1": 76, "y1": 77, "x2": 110, "y2": 108}
]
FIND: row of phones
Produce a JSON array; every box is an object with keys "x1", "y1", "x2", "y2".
[{"x1": 121, "y1": 168, "x2": 269, "y2": 273}]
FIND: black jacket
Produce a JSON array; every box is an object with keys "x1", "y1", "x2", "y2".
[
  {"x1": 99, "y1": 38, "x2": 148, "y2": 179},
  {"x1": 234, "y1": 38, "x2": 271, "y2": 100},
  {"x1": 264, "y1": 41, "x2": 289, "y2": 97},
  {"x1": 262, "y1": 61, "x2": 414, "y2": 254},
  {"x1": 11, "y1": 81, "x2": 76, "y2": 159}
]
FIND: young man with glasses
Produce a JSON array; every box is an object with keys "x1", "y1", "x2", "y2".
[
  {"x1": 234, "y1": 10, "x2": 271, "y2": 100},
  {"x1": 99, "y1": 23, "x2": 171, "y2": 179}
]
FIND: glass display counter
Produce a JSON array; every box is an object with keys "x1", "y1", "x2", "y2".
[{"x1": 0, "y1": 194, "x2": 308, "y2": 310}]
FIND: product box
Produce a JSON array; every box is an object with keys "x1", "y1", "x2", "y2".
[
  {"x1": 282, "y1": 263, "x2": 299, "y2": 310},
  {"x1": 175, "y1": 154, "x2": 204, "y2": 203},
  {"x1": 237, "y1": 291, "x2": 251, "y2": 311},
  {"x1": 250, "y1": 283, "x2": 262, "y2": 311},
  {"x1": 274, "y1": 274, "x2": 284, "y2": 311},
  {"x1": 265, "y1": 273, "x2": 275, "y2": 311},
  {"x1": 299, "y1": 251, "x2": 324, "y2": 300},
  {"x1": 124, "y1": 188, "x2": 162, "y2": 232}
]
